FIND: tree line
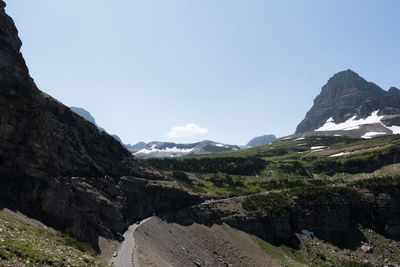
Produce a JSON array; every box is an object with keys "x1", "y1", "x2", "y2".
[{"x1": 147, "y1": 156, "x2": 267, "y2": 175}]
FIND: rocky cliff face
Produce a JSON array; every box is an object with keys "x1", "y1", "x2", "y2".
[
  {"x1": 70, "y1": 106, "x2": 127, "y2": 146},
  {"x1": 0, "y1": 1, "x2": 201, "y2": 248},
  {"x1": 296, "y1": 70, "x2": 400, "y2": 136},
  {"x1": 165, "y1": 186, "x2": 400, "y2": 248}
]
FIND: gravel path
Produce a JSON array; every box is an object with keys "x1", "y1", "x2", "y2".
[{"x1": 115, "y1": 217, "x2": 151, "y2": 267}]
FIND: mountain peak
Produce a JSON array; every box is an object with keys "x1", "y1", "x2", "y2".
[
  {"x1": 326, "y1": 69, "x2": 361, "y2": 82},
  {"x1": 331, "y1": 69, "x2": 359, "y2": 77},
  {"x1": 296, "y1": 70, "x2": 388, "y2": 134},
  {"x1": 388, "y1": 87, "x2": 400, "y2": 94},
  {"x1": 323, "y1": 69, "x2": 383, "y2": 95}
]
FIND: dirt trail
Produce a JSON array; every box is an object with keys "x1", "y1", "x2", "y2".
[{"x1": 112, "y1": 217, "x2": 151, "y2": 267}]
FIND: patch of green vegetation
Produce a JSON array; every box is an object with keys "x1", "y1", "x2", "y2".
[
  {"x1": 176, "y1": 180, "x2": 208, "y2": 194},
  {"x1": 333, "y1": 259, "x2": 373, "y2": 267},
  {"x1": 252, "y1": 236, "x2": 293, "y2": 266},
  {"x1": 0, "y1": 211, "x2": 107, "y2": 266},
  {"x1": 290, "y1": 186, "x2": 361, "y2": 203},
  {"x1": 197, "y1": 181, "x2": 263, "y2": 198},
  {"x1": 253, "y1": 236, "x2": 306, "y2": 266},
  {"x1": 308, "y1": 145, "x2": 400, "y2": 175},
  {"x1": 310, "y1": 250, "x2": 328, "y2": 266},
  {"x1": 259, "y1": 178, "x2": 338, "y2": 191},
  {"x1": 56, "y1": 233, "x2": 96, "y2": 256},
  {"x1": 350, "y1": 174, "x2": 400, "y2": 192},
  {"x1": 242, "y1": 192, "x2": 291, "y2": 216},
  {"x1": 243, "y1": 185, "x2": 361, "y2": 215},
  {"x1": 279, "y1": 244, "x2": 307, "y2": 264},
  {"x1": 171, "y1": 171, "x2": 192, "y2": 183},
  {"x1": 0, "y1": 247, "x2": 11, "y2": 261},
  {"x1": 148, "y1": 157, "x2": 267, "y2": 175},
  {"x1": 265, "y1": 160, "x2": 309, "y2": 178}
]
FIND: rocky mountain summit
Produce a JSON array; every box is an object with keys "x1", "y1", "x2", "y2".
[
  {"x1": 0, "y1": 2, "x2": 200, "y2": 248},
  {"x1": 134, "y1": 140, "x2": 240, "y2": 159},
  {"x1": 246, "y1": 134, "x2": 276, "y2": 147},
  {"x1": 296, "y1": 70, "x2": 400, "y2": 138}
]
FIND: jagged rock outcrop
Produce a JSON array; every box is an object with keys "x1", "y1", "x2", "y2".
[
  {"x1": 0, "y1": 1, "x2": 201, "y2": 248},
  {"x1": 246, "y1": 134, "x2": 276, "y2": 147},
  {"x1": 296, "y1": 70, "x2": 400, "y2": 137}
]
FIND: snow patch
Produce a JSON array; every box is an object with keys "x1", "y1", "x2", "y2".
[
  {"x1": 387, "y1": 125, "x2": 400, "y2": 134},
  {"x1": 215, "y1": 143, "x2": 225, "y2": 147},
  {"x1": 311, "y1": 146, "x2": 326, "y2": 150},
  {"x1": 316, "y1": 111, "x2": 383, "y2": 132},
  {"x1": 344, "y1": 126, "x2": 361, "y2": 131},
  {"x1": 329, "y1": 152, "x2": 350, "y2": 157},
  {"x1": 295, "y1": 137, "x2": 305, "y2": 141},
  {"x1": 316, "y1": 110, "x2": 400, "y2": 137},
  {"x1": 361, "y1": 132, "x2": 387, "y2": 139},
  {"x1": 135, "y1": 146, "x2": 194, "y2": 154}
]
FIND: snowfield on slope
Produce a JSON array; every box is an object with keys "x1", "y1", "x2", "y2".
[
  {"x1": 329, "y1": 152, "x2": 351, "y2": 157},
  {"x1": 316, "y1": 110, "x2": 400, "y2": 136},
  {"x1": 135, "y1": 145, "x2": 194, "y2": 154},
  {"x1": 361, "y1": 132, "x2": 387, "y2": 139},
  {"x1": 316, "y1": 111, "x2": 383, "y2": 131}
]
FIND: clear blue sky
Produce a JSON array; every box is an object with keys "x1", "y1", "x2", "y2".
[{"x1": 5, "y1": 0, "x2": 400, "y2": 145}]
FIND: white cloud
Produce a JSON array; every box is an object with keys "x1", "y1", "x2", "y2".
[{"x1": 167, "y1": 123, "x2": 208, "y2": 138}]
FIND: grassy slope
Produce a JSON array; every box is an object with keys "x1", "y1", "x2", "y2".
[
  {"x1": 148, "y1": 135, "x2": 400, "y2": 197},
  {"x1": 145, "y1": 136, "x2": 400, "y2": 266},
  {"x1": 0, "y1": 210, "x2": 108, "y2": 267}
]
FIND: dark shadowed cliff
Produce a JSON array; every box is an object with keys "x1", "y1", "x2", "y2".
[{"x1": 0, "y1": 1, "x2": 201, "y2": 248}]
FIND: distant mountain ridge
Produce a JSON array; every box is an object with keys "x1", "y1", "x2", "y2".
[
  {"x1": 70, "y1": 107, "x2": 140, "y2": 147},
  {"x1": 128, "y1": 141, "x2": 147, "y2": 151},
  {"x1": 246, "y1": 134, "x2": 276, "y2": 147},
  {"x1": 69, "y1": 107, "x2": 241, "y2": 157},
  {"x1": 295, "y1": 70, "x2": 400, "y2": 138},
  {"x1": 134, "y1": 140, "x2": 240, "y2": 159}
]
